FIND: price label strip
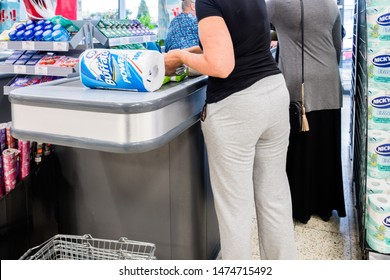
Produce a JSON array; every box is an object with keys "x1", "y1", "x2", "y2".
[
  {"x1": 143, "y1": 36, "x2": 152, "y2": 42},
  {"x1": 14, "y1": 65, "x2": 27, "y2": 74},
  {"x1": 120, "y1": 37, "x2": 130, "y2": 45},
  {"x1": 22, "y1": 41, "x2": 35, "y2": 50},
  {"x1": 109, "y1": 38, "x2": 121, "y2": 46},
  {"x1": 53, "y1": 42, "x2": 68, "y2": 51},
  {"x1": 0, "y1": 41, "x2": 8, "y2": 49},
  {"x1": 35, "y1": 65, "x2": 48, "y2": 75}
]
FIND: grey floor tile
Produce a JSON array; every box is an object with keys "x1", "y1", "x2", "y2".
[
  {"x1": 294, "y1": 226, "x2": 352, "y2": 260},
  {"x1": 350, "y1": 235, "x2": 363, "y2": 260},
  {"x1": 294, "y1": 214, "x2": 350, "y2": 236}
]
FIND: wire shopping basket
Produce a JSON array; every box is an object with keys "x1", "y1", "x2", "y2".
[{"x1": 19, "y1": 234, "x2": 156, "y2": 260}]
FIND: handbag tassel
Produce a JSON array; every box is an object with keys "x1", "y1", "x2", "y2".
[
  {"x1": 301, "y1": 83, "x2": 310, "y2": 132},
  {"x1": 301, "y1": 106, "x2": 310, "y2": 132}
]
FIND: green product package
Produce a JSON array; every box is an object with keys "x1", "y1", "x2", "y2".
[{"x1": 50, "y1": 15, "x2": 80, "y2": 33}]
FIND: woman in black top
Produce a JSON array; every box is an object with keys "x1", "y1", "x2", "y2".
[{"x1": 165, "y1": 0, "x2": 297, "y2": 260}]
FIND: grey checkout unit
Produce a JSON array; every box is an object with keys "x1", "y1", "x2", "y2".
[{"x1": 8, "y1": 76, "x2": 220, "y2": 260}]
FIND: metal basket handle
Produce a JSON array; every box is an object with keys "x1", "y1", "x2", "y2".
[{"x1": 19, "y1": 236, "x2": 55, "y2": 260}]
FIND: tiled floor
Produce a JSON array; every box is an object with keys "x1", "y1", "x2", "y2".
[{"x1": 217, "y1": 93, "x2": 362, "y2": 260}]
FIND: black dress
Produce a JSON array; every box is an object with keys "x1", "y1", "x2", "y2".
[{"x1": 286, "y1": 109, "x2": 346, "y2": 223}]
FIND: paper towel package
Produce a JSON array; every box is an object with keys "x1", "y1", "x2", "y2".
[
  {"x1": 79, "y1": 49, "x2": 165, "y2": 92},
  {"x1": 366, "y1": 194, "x2": 390, "y2": 254}
]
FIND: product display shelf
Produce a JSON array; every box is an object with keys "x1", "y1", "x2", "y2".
[
  {"x1": 0, "y1": 18, "x2": 157, "y2": 52},
  {"x1": 352, "y1": 0, "x2": 390, "y2": 260},
  {"x1": 103, "y1": 34, "x2": 157, "y2": 47},
  {"x1": 0, "y1": 63, "x2": 76, "y2": 79},
  {"x1": 0, "y1": 18, "x2": 158, "y2": 95},
  {"x1": 0, "y1": 20, "x2": 101, "y2": 52},
  {"x1": 0, "y1": 41, "x2": 72, "y2": 52},
  {"x1": 89, "y1": 22, "x2": 157, "y2": 48},
  {"x1": 0, "y1": 21, "x2": 89, "y2": 95}
]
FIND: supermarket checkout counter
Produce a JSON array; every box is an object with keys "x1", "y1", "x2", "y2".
[{"x1": 8, "y1": 76, "x2": 220, "y2": 260}]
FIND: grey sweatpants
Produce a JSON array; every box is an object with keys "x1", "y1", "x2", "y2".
[{"x1": 201, "y1": 74, "x2": 297, "y2": 260}]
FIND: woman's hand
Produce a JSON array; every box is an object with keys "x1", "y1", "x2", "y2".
[{"x1": 164, "y1": 50, "x2": 185, "y2": 76}]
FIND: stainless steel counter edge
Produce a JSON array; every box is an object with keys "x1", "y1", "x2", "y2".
[
  {"x1": 8, "y1": 76, "x2": 208, "y2": 114},
  {"x1": 11, "y1": 114, "x2": 200, "y2": 154}
]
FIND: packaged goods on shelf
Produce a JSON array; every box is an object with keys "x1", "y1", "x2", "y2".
[
  {"x1": 110, "y1": 43, "x2": 147, "y2": 50},
  {"x1": 5, "y1": 18, "x2": 72, "y2": 42},
  {"x1": 97, "y1": 19, "x2": 155, "y2": 38},
  {"x1": 4, "y1": 50, "x2": 45, "y2": 66},
  {"x1": 0, "y1": 121, "x2": 55, "y2": 199},
  {"x1": 2, "y1": 148, "x2": 19, "y2": 194},
  {"x1": 49, "y1": 16, "x2": 79, "y2": 33},
  {"x1": 9, "y1": 76, "x2": 60, "y2": 87},
  {"x1": 0, "y1": 155, "x2": 3, "y2": 197},
  {"x1": 36, "y1": 54, "x2": 79, "y2": 68}
]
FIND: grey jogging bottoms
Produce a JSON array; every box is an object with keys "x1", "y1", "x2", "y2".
[{"x1": 201, "y1": 73, "x2": 297, "y2": 260}]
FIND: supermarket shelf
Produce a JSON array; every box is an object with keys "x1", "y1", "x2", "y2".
[
  {"x1": 0, "y1": 41, "x2": 70, "y2": 52},
  {"x1": 106, "y1": 35, "x2": 157, "y2": 47},
  {"x1": 3, "y1": 85, "x2": 16, "y2": 95},
  {"x1": 0, "y1": 20, "x2": 95, "y2": 51},
  {"x1": 367, "y1": 250, "x2": 390, "y2": 260},
  {"x1": 0, "y1": 64, "x2": 77, "y2": 77},
  {"x1": 0, "y1": 19, "x2": 157, "y2": 52}
]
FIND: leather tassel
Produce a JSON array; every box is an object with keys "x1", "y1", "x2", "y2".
[
  {"x1": 301, "y1": 83, "x2": 310, "y2": 132},
  {"x1": 301, "y1": 106, "x2": 310, "y2": 132}
]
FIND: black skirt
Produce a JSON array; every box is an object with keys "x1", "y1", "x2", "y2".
[{"x1": 287, "y1": 108, "x2": 346, "y2": 223}]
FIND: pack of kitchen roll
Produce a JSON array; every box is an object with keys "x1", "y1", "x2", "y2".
[
  {"x1": 79, "y1": 49, "x2": 165, "y2": 92},
  {"x1": 366, "y1": 194, "x2": 390, "y2": 254}
]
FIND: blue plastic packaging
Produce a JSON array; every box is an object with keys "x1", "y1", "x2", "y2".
[
  {"x1": 15, "y1": 24, "x2": 26, "y2": 31},
  {"x1": 8, "y1": 30, "x2": 17, "y2": 41},
  {"x1": 44, "y1": 23, "x2": 54, "y2": 31},
  {"x1": 26, "y1": 24, "x2": 35, "y2": 32},
  {"x1": 16, "y1": 30, "x2": 25, "y2": 41},
  {"x1": 42, "y1": 30, "x2": 53, "y2": 41},
  {"x1": 53, "y1": 24, "x2": 63, "y2": 31},
  {"x1": 36, "y1": 20, "x2": 45, "y2": 26},
  {"x1": 34, "y1": 25, "x2": 43, "y2": 32},
  {"x1": 24, "y1": 30, "x2": 35, "y2": 41},
  {"x1": 34, "y1": 30, "x2": 43, "y2": 41},
  {"x1": 52, "y1": 30, "x2": 68, "y2": 41},
  {"x1": 26, "y1": 20, "x2": 35, "y2": 26},
  {"x1": 52, "y1": 25, "x2": 71, "y2": 40}
]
